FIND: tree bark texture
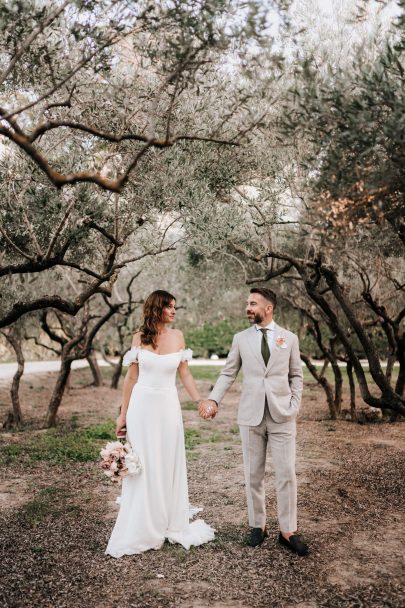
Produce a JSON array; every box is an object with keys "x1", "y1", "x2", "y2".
[
  {"x1": 111, "y1": 355, "x2": 124, "y2": 390},
  {"x1": 1, "y1": 330, "x2": 24, "y2": 428},
  {"x1": 87, "y1": 351, "x2": 103, "y2": 387},
  {"x1": 45, "y1": 357, "x2": 72, "y2": 427},
  {"x1": 346, "y1": 360, "x2": 356, "y2": 420},
  {"x1": 300, "y1": 354, "x2": 337, "y2": 419}
]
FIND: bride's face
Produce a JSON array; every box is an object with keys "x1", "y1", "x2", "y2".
[{"x1": 162, "y1": 299, "x2": 176, "y2": 324}]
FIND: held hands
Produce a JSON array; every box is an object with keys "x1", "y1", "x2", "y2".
[{"x1": 198, "y1": 399, "x2": 218, "y2": 420}]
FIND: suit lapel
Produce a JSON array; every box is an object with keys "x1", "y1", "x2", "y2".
[{"x1": 246, "y1": 326, "x2": 266, "y2": 370}]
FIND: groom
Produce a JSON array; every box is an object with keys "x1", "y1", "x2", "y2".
[{"x1": 199, "y1": 287, "x2": 308, "y2": 556}]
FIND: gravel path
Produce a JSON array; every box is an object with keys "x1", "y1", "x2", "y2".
[
  {"x1": 0, "y1": 358, "x2": 226, "y2": 380},
  {"x1": 0, "y1": 357, "x2": 384, "y2": 380},
  {"x1": 0, "y1": 370, "x2": 404, "y2": 608}
]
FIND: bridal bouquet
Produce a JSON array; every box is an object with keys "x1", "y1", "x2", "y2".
[{"x1": 100, "y1": 440, "x2": 142, "y2": 482}]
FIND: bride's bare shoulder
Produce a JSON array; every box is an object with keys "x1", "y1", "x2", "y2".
[{"x1": 131, "y1": 331, "x2": 142, "y2": 347}]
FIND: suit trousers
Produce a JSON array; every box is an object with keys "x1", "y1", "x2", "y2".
[{"x1": 239, "y1": 404, "x2": 297, "y2": 532}]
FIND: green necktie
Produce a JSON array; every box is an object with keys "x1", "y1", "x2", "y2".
[{"x1": 260, "y1": 328, "x2": 270, "y2": 365}]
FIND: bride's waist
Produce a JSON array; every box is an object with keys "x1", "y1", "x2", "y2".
[{"x1": 135, "y1": 381, "x2": 177, "y2": 391}]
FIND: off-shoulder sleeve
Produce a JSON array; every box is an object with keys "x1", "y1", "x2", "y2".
[
  {"x1": 181, "y1": 348, "x2": 193, "y2": 362},
  {"x1": 123, "y1": 347, "x2": 140, "y2": 366}
]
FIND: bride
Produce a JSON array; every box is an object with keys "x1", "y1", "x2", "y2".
[{"x1": 105, "y1": 289, "x2": 215, "y2": 557}]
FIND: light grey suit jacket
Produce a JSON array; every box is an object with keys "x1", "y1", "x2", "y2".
[{"x1": 208, "y1": 323, "x2": 303, "y2": 425}]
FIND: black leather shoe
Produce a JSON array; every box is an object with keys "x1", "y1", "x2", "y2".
[
  {"x1": 278, "y1": 532, "x2": 309, "y2": 556},
  {"x1": 248, "y1": 527, "x2": 269, "y2": 547}
]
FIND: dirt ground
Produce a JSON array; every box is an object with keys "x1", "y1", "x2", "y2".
[{"x1": 0, "y1": 369, "x2": 404, "y2": 608}]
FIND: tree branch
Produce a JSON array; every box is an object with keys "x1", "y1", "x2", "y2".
[
  {"x1": 0, "y1": 272, "x2": 117, "y2": 329},
  {"x1": 45, "y1": 198, "x2": 76, "y2": 260},
  {"x1": 43, "y1": 85, "x2": 76, "y2": 114},
  {"x1": 1, "y1": 120, "x2": 241, "y2": 193},
  {"x1": 0, "y1": 225, "x2": 34, "y2": 261},
  {"x1": 117, "y1": 245, "x2": 177, "y2": 268},
  {"x1": 82, "y1": 218, "x2": 123, "y2": 246},
  {"x1": 246, "y1": 262, "x2": 293, "y2": 284}
]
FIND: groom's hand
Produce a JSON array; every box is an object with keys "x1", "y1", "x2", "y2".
[{"x1": 198, "y1": 399, "x2": 218, "y2": 419}]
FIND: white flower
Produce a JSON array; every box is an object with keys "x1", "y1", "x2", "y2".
[
  {"x1": 99, "y1": 439, "x2": 142, "y2": 482},
  {"x1": 276, "y1": 336, "x2": 287, "y2": 349},
  {"x1": 106, "y1": 440, "x2": 122, "y2": 451},
  {"x1": 125, "y1": 451, "x2": 142, "y2": 475}
]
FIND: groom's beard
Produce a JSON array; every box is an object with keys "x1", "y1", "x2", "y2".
[{"x1": 247, "y1": 312, "x2": 263, "y2": 324}]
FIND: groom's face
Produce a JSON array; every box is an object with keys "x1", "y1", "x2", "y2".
[{"x1": 246, "y1": 293, "x2": 273, "y2": 325}]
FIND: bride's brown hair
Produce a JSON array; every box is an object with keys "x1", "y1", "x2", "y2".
[{"x1": 139, "y1": 290, "x2": 176, "y2": 349}]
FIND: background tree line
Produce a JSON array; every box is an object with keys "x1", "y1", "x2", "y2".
[{"x1": 0, "y1": 0, "x2": 404, "y2": 427}]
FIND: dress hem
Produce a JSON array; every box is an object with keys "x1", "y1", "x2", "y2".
[{"x1": 105, "y1": 518, "x2": 216, "y2": 558}]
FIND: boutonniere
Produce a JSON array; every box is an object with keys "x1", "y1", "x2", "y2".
[{"x1": 276, "y1": 336, "x2": 287, "y2": 348}]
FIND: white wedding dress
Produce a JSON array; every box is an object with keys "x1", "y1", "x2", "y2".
[{"x1": 105, "y1": 347, "x2": 215, "y2": 558}]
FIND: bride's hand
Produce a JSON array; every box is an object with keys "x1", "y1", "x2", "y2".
[
  {"x1": 198, "y1": 399, "x2": 218, "y2": 419},
  {"x1": 115, "y1": 413, "x2": 126, "y2": 436}
]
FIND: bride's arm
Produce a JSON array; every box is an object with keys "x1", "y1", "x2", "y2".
[
  {"x1": 178, "y1": 361, "x2": 201, "y2": 402},
  {"x1": 176, "y1": 330, "x2": 201, "y2": 402},
  {"x1": 116, "y1": 364, "x2": 139, "y2": 434},
  {"x1": 121, "y1": 364, "x2": 139, "y2": 416},
  {"x1": 116, "y1": 333, "x2": 142, "y2": 434}
]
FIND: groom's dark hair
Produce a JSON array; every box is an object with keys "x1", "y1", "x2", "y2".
[{"x1": 250, "y1": 287, "x2": 277, "y2": 310}]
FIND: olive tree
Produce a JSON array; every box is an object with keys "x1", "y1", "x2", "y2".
[
  {"x1": 0, "y1": 0, "x2": 288, "y2": 331},
  {"x1": 176, "y1": 1, "x2": 405, "y2": 418},
  {"x1": 225, "y1": 2, "x2": 405, "y2": 417},
  {"x1": 0, "y1": 0, "x2": 284, "y2": 191}
]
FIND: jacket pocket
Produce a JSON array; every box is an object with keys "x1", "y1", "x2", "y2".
[{"x1": 270, "y1": 389, "x2": 292, "y2": 397}]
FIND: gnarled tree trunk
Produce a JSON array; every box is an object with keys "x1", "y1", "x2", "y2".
[
  {"x1": 346, "y1": 360, "x2": 356, "y2": 420},
  {"x1": 45, "y1": 357, "x2": 72, "y2": 427},
  {"x1": 111, "y1": 354, "x2": 124, "y2": 390},
  {"x1": 43, "y1": 302, "x2": 120, "y2": 427},
  {"x1": 1, "y1": 329, "x2": 24, "y2": 428},
  {"x1": 300, "y1": 354, "x2": 337, "y2": 419},
  {"x1": 395, "y1": 333, "x2": 405, "y2": 398},
  {"x1": 87, "y1": 350, "x2": 103, "y2": 387}
]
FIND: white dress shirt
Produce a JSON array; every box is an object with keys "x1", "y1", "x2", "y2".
[{"x1": 255, "y1": 319, "x2": 276, "y2": 353}]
